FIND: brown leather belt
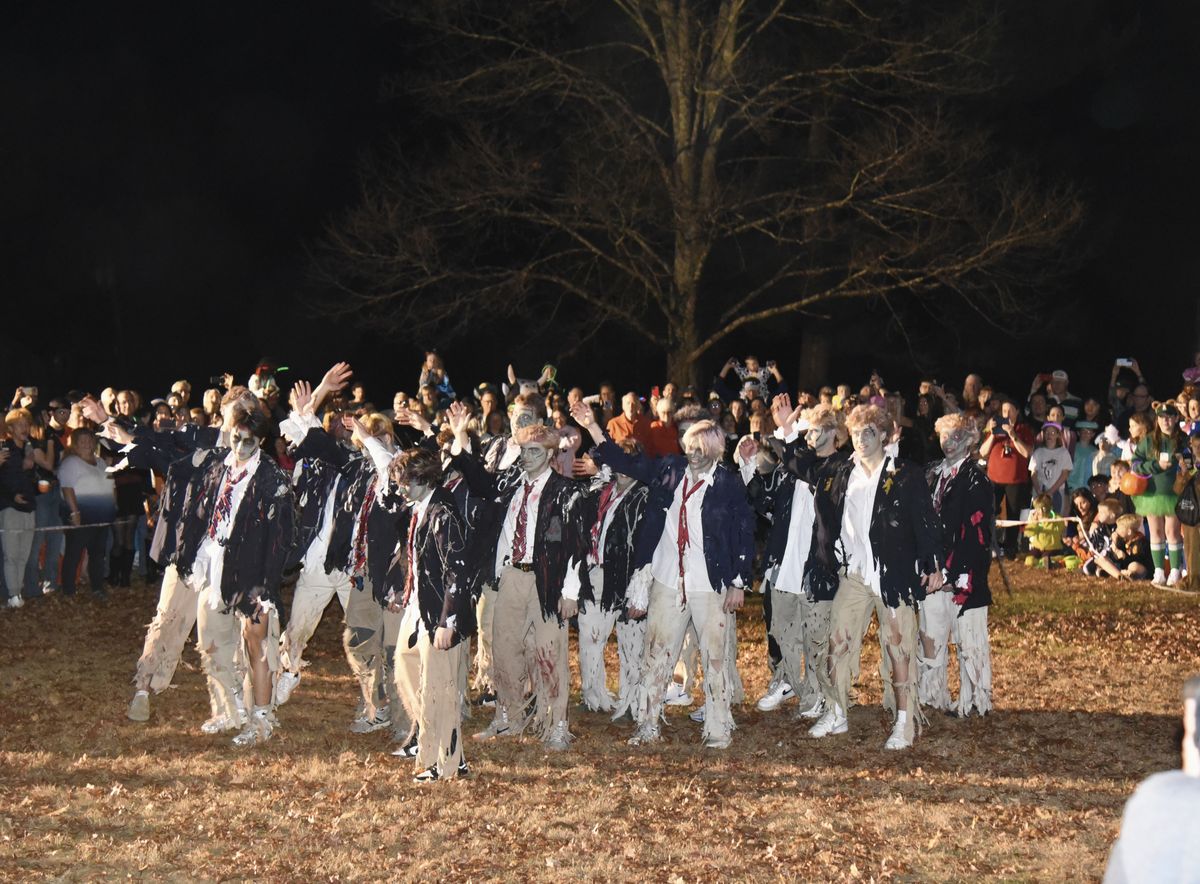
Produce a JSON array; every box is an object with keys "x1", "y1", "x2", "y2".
[{"x1": 509, "y1": 562, "x2": 535, "y2": 573}]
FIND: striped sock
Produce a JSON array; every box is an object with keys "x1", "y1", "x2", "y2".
[
  {"x1": 1150, "y1": 543, "x2": 1166, "y2": 570},
  {"x1": 1168, "y1": 544, "x2": 1183, "y2": 571}
]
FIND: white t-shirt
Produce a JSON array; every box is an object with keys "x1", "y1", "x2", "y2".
[
  {"x1": 1029, "y1": 446, "x2": 1073, "y2": 492},
  {"x1": 57, "y1": 454, "x2": 116, "y2": 522}
]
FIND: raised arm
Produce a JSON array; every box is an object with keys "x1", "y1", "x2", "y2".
[{"x1": 570, "y1": 401, "x2": 656, "y2": 486}]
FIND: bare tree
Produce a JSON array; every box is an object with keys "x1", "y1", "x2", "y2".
[{"x1": 320, "y1": 0, "x2": 1083, "y2": 386}]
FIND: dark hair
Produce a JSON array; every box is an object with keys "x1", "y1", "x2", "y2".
[
  {"x1": 617, "y1": 438, "x2": 644, "y2": 457},
  {"x1": 389, "y1": 447, "x2": 442, "y2": 488},
  {"x1": 230, "y1": 409, "x2": 270, "y2": 440}
]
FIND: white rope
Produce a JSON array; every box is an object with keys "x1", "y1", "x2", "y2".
[{"x1": 0, "y1": 520, "x2": 121, "y2": 534}]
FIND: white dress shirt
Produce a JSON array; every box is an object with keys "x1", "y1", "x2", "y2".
[
  {"x1": 591, "y1": 484, "x2": 629, "y2": 568},
  {"x1": 496, "y1": 468, "x2": 552, "y2": 574},
  {"x1": 772, "y1": 479, "x2": 815, "y2": 594},
  {"x1": 840, "y1": 455, "x2": 884, "y2": 596},
  {"x1": 194, "y1": 448, "x2": 261, "y2": 608},
  {"x1": 650, "y1": 462, "x2": 718, "y2": 596}
]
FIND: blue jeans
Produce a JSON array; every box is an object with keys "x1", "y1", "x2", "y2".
[{"x1": 24, "y1": 486, "x2": 64, "y2": 595}]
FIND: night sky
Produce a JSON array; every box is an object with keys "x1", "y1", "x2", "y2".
[{"x1": 3, "y1": 1, "x2": 1198, "y2": 407}]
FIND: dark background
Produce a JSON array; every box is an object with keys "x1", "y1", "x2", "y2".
[{"x1": 2, "y1": 0, "x2": 1197, "y2": 407}]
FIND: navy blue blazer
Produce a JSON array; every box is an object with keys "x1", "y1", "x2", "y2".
[{"x1": 590, "y1": 440, "x2": 754, "y2": 592}]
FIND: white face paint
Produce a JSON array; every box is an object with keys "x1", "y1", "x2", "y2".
[
  {"x1": 230, "y1": 429, "x2": 259, "y2": 465},
  {"x1": 684, "y1": 445, "x2": 715, "y2": 475},
  {"x1": 520, "y1": 443, "x2": 551, "y2": 477},
  {"x1": 805, "y1": 424, "x2": 836, "y2": 456},
  {"x1": 850, "y1": 424, "x2": 884, "y2": 461},
  {"x1": 939, "y1": 428, "x2": 972, "y2": 462}
]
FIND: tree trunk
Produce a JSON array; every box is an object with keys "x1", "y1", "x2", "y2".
[{"x1": 797, "y1": 319, "x2": 832, "y2": 393}]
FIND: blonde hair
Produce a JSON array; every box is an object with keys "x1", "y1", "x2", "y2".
[
  {"x1": 681, "y1": 419, "x2": 725, "y2": 462},
  {"x1": 934, "y1": 412, "x2": 979, "y2": 444},
  {"x1": 845, "y1": 404, "x2": 892, "y2": 438},
  {"x1": 1031, "y1": 493, "x2": 1054, "y2": 515},
  {"x1": 360, "y1": 412, "x2": 394, "y2": 443},
  {"x1": 1116, "y1": 513, "x2": 1142, "y2": 533},
  {"x1": 4, "y1": 408, "x2": 32, "y2": 430}
]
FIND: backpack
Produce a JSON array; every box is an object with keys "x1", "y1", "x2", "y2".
[{"x1": 1177, "y1": 478, "x2": 1200, "y2": 527}]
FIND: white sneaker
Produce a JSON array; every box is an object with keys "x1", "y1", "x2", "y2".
[
  {"x1": 662, "y1": 681, "x2": 693, "y2": 707},
  {"x1": 704, "y1": 732, "x2": 732, "y2": 750},
  {"x1": 473, "y1": 707, "x2": 512, "y2": 741},
  {"x1": 884, "y1": 718, "x2": 913, "y2": 751},
  {"x1": 627, "y1": 722, "x2": 661, "y2": 746},
  {"x1": 689, "y1": 706, "x2": 706, "y2": 723},
  {"x1": 1152, "y1": 568, "x2": 1167, "y2": 586},
  {"x1": 796, "y1": 696, "x2": 826, "y2": 720},
  {"x1": 1167, "y1": 568, "x2": 1182, "y2": 587},
  {"x1": 756, "y1": 680, "x2": 795, "y2": 712},
  {"x1": 201, "y1": 712, "x2": 244, "y2": 735},
  {"x1": 127, "y1": 691, "x2": 150, "y2": 722},
  {"x1": 7, "y1": 596, "x2": 24, "y2": 609},
  {"x1": 232, "y1": 710, "x2": 274, "y2": 748},
  {"x1": 544, "y1": 720, "x2": 573, "y2": 752},
  {"x1": 808, "y1": 705, "x2": 848, "y2": 738},
  {"x1": 274, "y1": 671, "x2": 301, "y2": 706}
]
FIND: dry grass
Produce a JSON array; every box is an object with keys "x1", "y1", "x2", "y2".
[{"x1": 2, "y1": 564, "x2": 1198, "y2": 882}]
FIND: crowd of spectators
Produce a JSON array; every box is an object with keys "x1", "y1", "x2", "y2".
[{"x1": 4, "y1": 349, "x2": 1200, "y2": 608}]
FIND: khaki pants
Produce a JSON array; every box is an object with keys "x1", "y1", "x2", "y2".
[
  {"x1": 827, "y1": 574, "x2": 920, "y2": 740},
  {"x1": 1, "y1": 509, "x2": 35, "y2": 598},
  {"x1": 379, "y1": 604, "x2": 408, "y2": 736},
  {"x1": 577, "y1": 565, "x2": 619, "y2": 712},
  {"x1": 801, "y1": 596, "x2": 834, "y2": 709},
  {"x1": 472, "y1": 583, "x2": 498, "y2": 692},
  {"x1": 134, "y1": 565, "x2": 198, "y2": 693},
  {"x1": 344, "y1": 578, "x2": 388, "y2": 718},
  {"x1": 769, "y1": 588, "x2": 823, "y2": 709},
  {"x1": 394, "y1": 603, "x2": 467, "y2": 777},
  {"x1": 280, "y1": 567, "x2": 352, "y2": 674},
  {"x1": 1182, "y1": 524, "x2": 1200, "y2": 592},
  {"x1": 195, "y1": 592, "x2": 281, "y2": 721},
  {"x1": 493, "y1": 566, "x2": 568, "y2": 739},
  {"x1": 917, "y1": 592, "x2": 992, "y2": 716},
  {"x1": 635, "y1": 581, "x2": 738, "y2": 745}
]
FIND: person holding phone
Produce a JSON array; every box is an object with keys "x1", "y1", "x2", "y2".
[{"x1": 980, "y1": 400, "x2": 1034, "y2": 557}]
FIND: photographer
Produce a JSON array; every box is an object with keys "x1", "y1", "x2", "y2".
[{"x1": 979, "y1": 399, "x2": 1034, "y2": 557}]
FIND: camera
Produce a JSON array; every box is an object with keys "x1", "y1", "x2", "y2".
[
  {"x1": 209, "y1": 375, "x2": 227, "y2": 385},
  {"x1": 1115, "y1": 358, "x2": 1133, "y2": 368}
]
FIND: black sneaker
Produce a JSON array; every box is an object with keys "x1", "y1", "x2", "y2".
[
  {"x1": 391, "y1": 732, "x2": 420, "y2": 758},
  {"x1": 413, "y1": 766, "x2": 440, "y2": 784}
]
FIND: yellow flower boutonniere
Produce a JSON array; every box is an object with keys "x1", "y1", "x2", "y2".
[{"x1": 883, "y1": 476, "x2": 894, "y2": 495}]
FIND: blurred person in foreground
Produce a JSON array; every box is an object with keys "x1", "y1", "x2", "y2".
[{"x1": 1104, "y1": 675, "x2": 1200, "y2": 883}]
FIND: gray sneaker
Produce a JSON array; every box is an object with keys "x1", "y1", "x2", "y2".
[
  {"x1": 349, "y1": 706, "x2": 391, "y2": 734},
  {"x1": 473, "y1": 707, "x2": 512, "y2": 741},
  {"x1": 544, "y1": 720, "x2": 572, "y2": 752},
  {"x1": 627, "y1": 722, "x2": 662, "y2": 746}
]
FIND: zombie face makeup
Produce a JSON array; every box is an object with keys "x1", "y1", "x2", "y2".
[
  {"x1": 398, "y1": 479, "x2": 433, "y2": 506},
  {"x1": 938, "y1": 427, "x2": 972, "y2": 462},
  {"x1": 684, "y1": 443, "x2": 715, "y2": 475},
  {"x1": 805, "y1": 423, "x2": 836, "y2": 456},
  {"x1": 851, "y1": 423, "x2": 884, "y2": 461},
  {"x1": 230, "y1": 428, "x2": 259, "y2": 464},
  {"x1": 520, "y1": 442, "x2": 552, "y2": 477}
]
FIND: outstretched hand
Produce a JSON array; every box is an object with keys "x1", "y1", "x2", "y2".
[
  {"x1": 395, "y1": 407, "x2": 432, "y2": 435},
  {"x1": 736, "y1": 436, "x2": 757, "y2": 465},
  {"x1": 445, "y1": 401, "x2": 472, "y2": 437},
  {"x1": 79, "y1": 396, "x2": 108, "y2": 426},
  {"x1": 770, "y1": 393, "x2": 793, "y2": 432},
  {"x1": 314, "y1": 362, "x2": 352, "y2": 410},
  {"x1": 292, "y1": 380, "x2": 313, "y2": 416},
  {"x1": 342, "y1": 414, "x2": 368, "y2": 445}
]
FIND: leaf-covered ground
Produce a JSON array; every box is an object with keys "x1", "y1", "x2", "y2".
[{"x1": 1, "y1": 565, "x2": 1197, "y2": 882}]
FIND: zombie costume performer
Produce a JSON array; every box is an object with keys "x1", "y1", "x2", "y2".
[
  {"x1": 917, "y1": 415, "x2": 994, "y2": 718},
  {"x1": 384, "y1": 450, "x2": 476, "y2": 782},
  {"x1": 293, "y1": 414, "x2": 408, "y2": 736},
  {"x1": 174, "y1": 415, "x2": 297, "y2": 746},
  {"x1": 271, "y1": 415, "x2": 355, "y2": 708},
  {"x1": 572, "y1": 453, "x2": 651, "y2": 718},
  {"x1": 449, "y1": 407, "x2": 587, "y2": 750},
  {"x1": 742, "y1": 406, "x2": 849, "y2": 720},
  {"x1": 120, "y1": 390, "x2": 261, "y2": 724},
  {"x1": 793, "y1": 405, "x2": 944, "y2": 750},
  {"x1": 578, "y1": 406, "x2": 754, "y2": 751}
]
